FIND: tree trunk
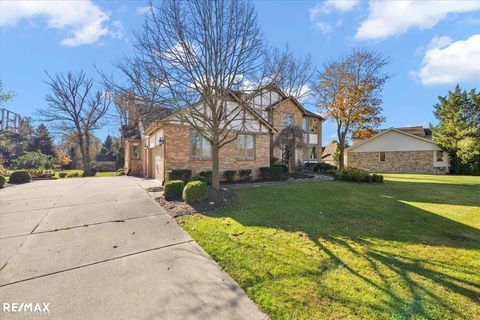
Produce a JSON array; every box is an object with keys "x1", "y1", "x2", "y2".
[
  {"x1": 211, "y1": 136, "x2": 220, "y2": 190},
  {"x1": 338, "y1": 136, "x2": 346, "y2": 169},
  {"x1": 84, "y1": 132, "x2": 92, "y2": 175},
  {"x1": 77, "y1": 133, "x2": 89, "y2": 174}
]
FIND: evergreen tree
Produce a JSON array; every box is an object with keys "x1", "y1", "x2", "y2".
[
  {"x1": 432, "y1": 85, "x2": 480, "y2": 175},
  {"x1": 29, "y1": 123, "x2": 56, "y2": 157}
]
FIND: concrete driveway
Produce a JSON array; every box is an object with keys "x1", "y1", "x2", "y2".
[{"x1": 0, "y1": 176, "x2": 265, "y2": 320}]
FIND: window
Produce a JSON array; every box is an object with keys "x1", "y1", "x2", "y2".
[
  {"x1": 436, "y1": 150, "x2": 444, "y2": 162},
  {"x1": 190, "y1": 130, "x2": 211, "y2": 159},
  {"x1": 283, "y1": 113, "x2": 294, "y2": 127},
  {"x1": 309, "y1": 145, "x2": 317, "y2": 160},
  {"x1": 303, "y1": 118, "x2": 308, "y2": 130},
  {"x1": 132, "y1": 144, "x2": 140, "y2": 160},
  {"x1": 379, "y1": 152, "x2": 386, "y2": 162},
  {"x1": 309, "y1": 119, "x2": 318, "y2": 133},
  {"x1": 238, "y1": 134, "x2": 255, "y2": 160}
]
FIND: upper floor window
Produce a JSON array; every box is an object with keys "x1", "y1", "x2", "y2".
[
  {"x1": 379, "y1": 152, "x2": 386, "y2": 162},
  {"x1": 190, "y1": 130, "x2": 211, "y2": 160},
  {"x1": 132, "y1": 144, "x2": 140, "y2": 160},
  {"x1": 310, "y1": 119, "x2": 318, "y2": 133},
  {"x1": 238, "y1": 134, "x2": 255, "y2": 160},
  {"x1": 436, "y1": 150, "x2": 444, "y2": 162},
  {"x1": 283, "y1": 113, "x2": 294, "y2": 127}
]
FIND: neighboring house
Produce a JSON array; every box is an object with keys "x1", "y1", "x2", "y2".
[
  {"x1": 321, "y1": 142, "x2": 338, "y2": 165},
  {"x1": 346, "y1": 126, "x2": 448, "y2": 174},
  {"x1": 120, "y1": 84, "x2": 324, "y2": 182}
]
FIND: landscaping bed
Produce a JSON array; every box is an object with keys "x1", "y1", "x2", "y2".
[{"x1": 156, "y1": 187, "x2": 234, "y2": 217}]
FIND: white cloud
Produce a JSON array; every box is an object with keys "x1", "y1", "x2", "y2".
[
  {"x1": 310, "y1": 0, "x2": 358, "y2": 20},
  {"x1": 315, "y1": 22, "x2": 332, "y2": 34},
  {"x1": 0, "y1": 0, "x2": 122, "y2": 46},
  {"x1": 355, "y1": 1, "x2": 480, "y2": 41},
  {"x1": 411, "y1": 34, "x2": 480, "y2": 85},
  {"x1": 136, "y1": 6, "x2": 152, "y2": 15}
]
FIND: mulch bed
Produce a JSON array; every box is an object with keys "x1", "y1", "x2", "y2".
[{"x1": 155, "y1": 187, "x2": 235, "y2": 217}]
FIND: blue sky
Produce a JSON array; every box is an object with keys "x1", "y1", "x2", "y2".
[{"x1": 1, "y1": 0, "x2": 479, "y2": 144}]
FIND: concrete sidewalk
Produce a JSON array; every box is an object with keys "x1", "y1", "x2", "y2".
[{"x1": 0, "y1": 176, "x2": 266, "y2": 319}]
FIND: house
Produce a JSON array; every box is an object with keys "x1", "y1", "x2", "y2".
[
  {"x1": 120, "y1": 84, "x2": 324, "y2": 182},
  {"x1": 321, "y1": 142, "x2": 338, "y2": 165},
  {"x1": 346, "y1": 126, "x2": 448, "y2": 174}
]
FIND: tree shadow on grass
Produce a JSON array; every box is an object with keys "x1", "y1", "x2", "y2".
[{"x1": 200, "y1": 179, "x2": 480, "y2": 319}]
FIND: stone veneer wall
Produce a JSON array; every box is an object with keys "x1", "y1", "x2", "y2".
[
  {"x1": 163, "y1": 124, "x2": 270, "y2": 179},
  {"x1": 347, "y1": 150, "x2": 436, "y2": 174}
]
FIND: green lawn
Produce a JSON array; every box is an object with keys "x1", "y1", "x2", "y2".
[
  {"x1": 177, "y1": 174, "x2": 480, "y2": 320},
  {"x1": 53, "y1": 169, "x2": 123, "y2": 178}
]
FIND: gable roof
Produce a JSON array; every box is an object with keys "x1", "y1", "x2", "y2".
[
  {"x1": 348, "y1": 128, "x2": 439, "y2": 152},
  {"x1": 268, "y1": 96, "x2": 325, "y2": 120}
]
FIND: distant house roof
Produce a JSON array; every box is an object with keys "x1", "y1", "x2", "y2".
[
  {"x1": 322, "y1": 142, "x2": 337, "y2": 161},
  {"x1": 121, "y1": 124, "x2": 141, "y2": 140},
  {"x1": 377, "y1": 126, "x2": 432, "y2": 139},
  {"x1": 348, "y1": 127, "x2": 439, "y2": 152}
]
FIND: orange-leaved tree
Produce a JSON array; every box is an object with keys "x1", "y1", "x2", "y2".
[{"x1": 314, "y1": 49, "x2": 388, "y2": 168}]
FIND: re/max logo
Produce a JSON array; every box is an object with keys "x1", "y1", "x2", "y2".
[{"x1": 3, "y1": 302, "x2": 50, "y2": 313}]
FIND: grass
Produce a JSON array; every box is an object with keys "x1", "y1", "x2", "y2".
[{"x1": 177, "y1": 174, "x2": 480, "y2": 320}]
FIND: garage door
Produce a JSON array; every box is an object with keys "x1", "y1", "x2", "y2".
[{"x1": 152, "y1": 145, "x2": 164, "y2": 182}]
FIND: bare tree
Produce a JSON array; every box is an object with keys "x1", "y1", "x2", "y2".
[
  {"x1": 274, "y1": 125, "x2": 306, "y2": 172},
  {"x1": 102, "y1": 0, "x2": 264, "y2": 189},
  {"x1": 38, "y1": 71, "x2": 110, "y2": 175},
  {"x1": 260, "y1": 45, "x2": 316, "y2": 101},
  {"x1": 314, "y1": 49, "x2": 388, "y2": 168}
]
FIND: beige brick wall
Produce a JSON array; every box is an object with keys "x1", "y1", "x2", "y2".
[
  {"x1": 347, "y1": 150, "x2": 437, "y2": 174},
  {"x1": 270, "y1": 99, "x2": 322, "y2": 163},
  {"x1": 271, "y1": 99, "x2": 304, "y2": 161},
  {"x1": 163, "y1": 124, "x2": 270, "y2": 180}
]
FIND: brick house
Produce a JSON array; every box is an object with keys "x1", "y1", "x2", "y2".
[
  {"x1": 346, "y1": 126, "x2": 448, "y2": 174},
  {"x1": 120, "y1": 84, "x2": 324, "y2": 182}
]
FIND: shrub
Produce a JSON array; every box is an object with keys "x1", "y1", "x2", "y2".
[
  {"x1": 82, "y1": 169, "x2": 97, "y2": 177},
  {"x1": 372, "y1": 173, "x2": 384, "y2": 183},
  {"x1": 164, "y1": 180, "x2": 184, "y2": 200},
  {"x1": 259, "y1": 167, "x2": 271, "y2": 180},
  {"x1": 223, "y1": 170, "x2": 237, "y2": 183},
  {"x1": 314, "y1": 162, "x2": 337, "y2": 173},
  {"x1": 11, "y1": 151, "x2": 55, "y2": 170},
  {"x1": 0, "y1": 175, "x2": 5, "y2": 188},
  {"x1": 239, "y1": 169, "x2": 252, "y2": 180},
  {"x1": 334, "y1": 168, "x2": 383, "y2": 183},
  {"x1": 189, "y1": 175, "x2": 208, "y2": 184},
  {"x1": 167, "y1": 169, "x2": 192, "y2": 183},
  {"x1": 182, "y1": 181, "x2": 208, "y2": 204},
  {"x1": 270, "y1": 166, "x2": 283, "y2": 181},
  {"x1": 58, "y1": 172, "x2": 67, "y2": 178},
  {"x1": 9, "y1": 170, "x2": 31, "y2": 184},
  {"x1": 68, "y1": 172, "x2": 79, "y2": 178},
  {"x1": 199, "y1": 170, "x2": 212, "y2": 185},
  {"x1": 27, "y1": 169, "x2": 44, "y2": 178},
  {"x1": 272, "y1": 164, "x2": 288, "y2": 174}
]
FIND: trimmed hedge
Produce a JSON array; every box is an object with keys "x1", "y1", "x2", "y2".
[
  {"x1": 0, "y1": 175, "x2": 5, "y2": 188},
  {"x1": 58, "y1": 172, "x2": 67, "y2": 178},
  {"x1": 182, "y1": 181, "x2": 208, "y2": 204},
  {"x1": 189, "y1": 175, "x2": 208, "y2": 184},
  {"x1": 314, "y1": 162, "x2": 337, "y2": 173},
  {"x1": 334, "y1": 168, "x2": 384, "y2": 183},
  {"x1": 9, "y1": 170, "x2": 31, "y2": 184},
  {"x1": 167, "y1": 169, "x2": 192, "y2": 183},
  {"x1": 223, "y1": 170, "x2": 237, "y2": 183},
  {"x1": 239, "y1": 169, "x2": 252, "y2": 180},
  {"x1": 199, "y1": 171, "x2": 212, "y2": 185},
  {"x1": 68, "y1": 172, "x2": 79, "y2": 178},
  {"x1": 259, "y1": 166, "x2": 284, "y2": 181},
  {"x1": 164, "y1": 180, "x2": 184, "y2": 200},
  {"x1": 272, "y1": 164, "x2": 288, "y2": 174}
]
